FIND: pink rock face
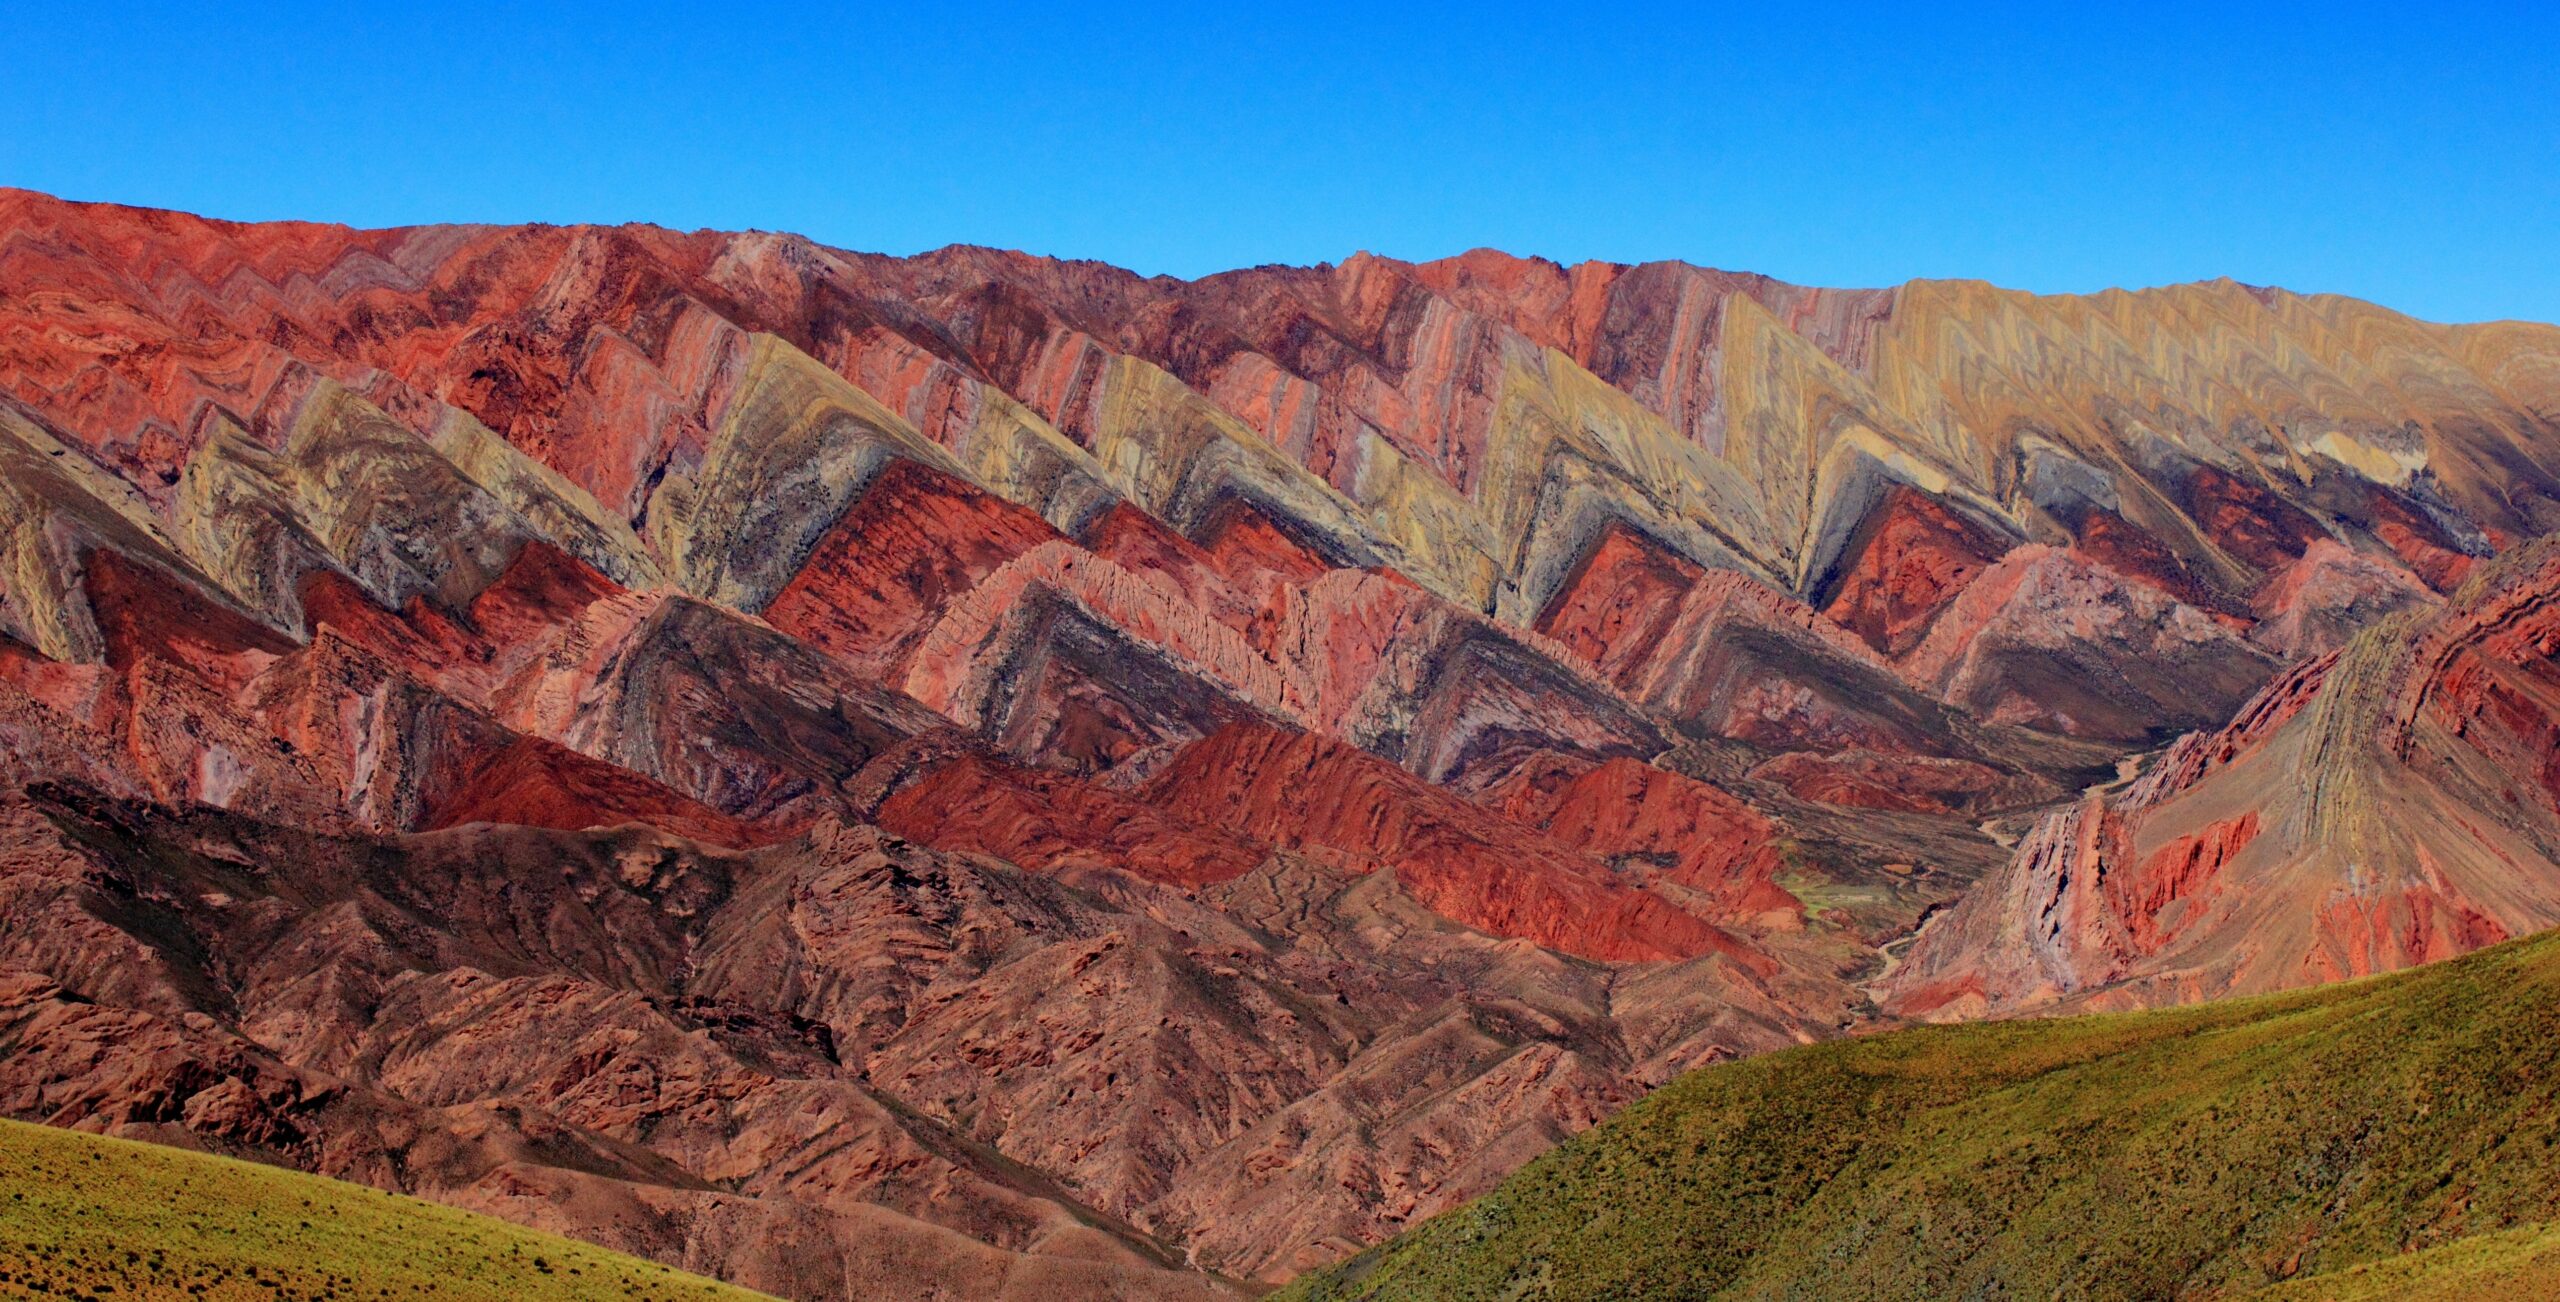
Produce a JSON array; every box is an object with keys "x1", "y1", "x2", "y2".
[
  {"x1": 2250, "y1": 539, "x2": 2438, "y2": 660},
  {"x1": 1076, "y1": 502, "x2": 1262, "y2": 631},
  {"x1": 2364, "y1": 485, "x2": 2479, "y2": 592},
  {"x1": 3, "y1": 187, "x2": 2560, "y2": 1298},
  {"x1": 1899, "y1": 545, "x2": 2276, "y2": 741},
  {"x1": 2107, "y1": 811, "x2": 2258, "y2": 957}
]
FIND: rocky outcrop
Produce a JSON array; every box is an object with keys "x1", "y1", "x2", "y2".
[
  {"x1": 2249, "y1": 538, "x2": 2439, "y2": 660},
  {"x1": 1885, "y1": 542, "x2": 2560, "y2": 1017},
  {"x1": 1898, "y1": 545, "x2": 2278, "y2": 741}
]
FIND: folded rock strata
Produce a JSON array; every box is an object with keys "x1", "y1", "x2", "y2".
[{"x1": 2, "y1": 187, "x2": 2559, "y2": 1297}]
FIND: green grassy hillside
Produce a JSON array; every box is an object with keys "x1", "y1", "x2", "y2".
[
  {"x1": 1279, "y1": 927, "x2": 2560, "y2": 1301},
  {"x1": 2251, "y1": 1220, "x2": 2560, "y2": 1301},
  {"x1": 0, "y1": 1117, "x2": 770, "y2": 1301}
]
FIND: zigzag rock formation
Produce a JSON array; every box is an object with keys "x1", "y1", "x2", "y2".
[
  {"x1": 3, "y1": 188, "x2": 2560, "y2": 1295},
  {"x1": 1882, "y1": 536, "x2": 2560, "y2": 1017}
]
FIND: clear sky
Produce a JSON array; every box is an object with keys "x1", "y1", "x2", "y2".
[{"x1": 5, "y1": 2, "x2": 2554, "y2": 323}]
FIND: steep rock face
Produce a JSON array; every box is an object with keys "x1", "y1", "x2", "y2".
[
  {"x1": 1075, "y1": 500, "x2": 1263, "y2": 631},
  {"x1": 499, "y1": 593, "x2": 951, "y2": 830},
  {"x1": 1886, "y1": 542, "x2": 2560, "y2": 1017},
  {"x1": 1265, "y1": 566, "x2": 1664, "y2": 785},
  {"x1": 2250, "y1": 538, "x2": 2440, "y2": 660},
  {"x1": 904, "y1": 560, "x2": 1286, "y2": 776},
  {"x1": 1606, "y1": 564, "x2": 2083, "y2": 806},
  {"x1": 2363, "y1": 483, "x2": 2481, "y2": 592},
  {"x1": 1533, "y1": 518, "x2": 1707, "y2": 676},
  {"x1": 761, "y1": 457, "x2": 1066, "y2": 679},
  {"x1": 74, "y1": 543, "x2": 793, "y2": 848}
]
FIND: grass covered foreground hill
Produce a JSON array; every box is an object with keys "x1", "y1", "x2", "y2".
[
  {"x1": 0, "y1": 1117, "x2": 771, "y2": 1301},
  {"x1": 1278, "y1": 925, "x2": 2560, "y2": 1302}
]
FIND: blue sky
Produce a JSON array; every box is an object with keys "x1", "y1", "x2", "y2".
[{"x1": 5, "y1": 2, "x2": 2554, "y2": 322}]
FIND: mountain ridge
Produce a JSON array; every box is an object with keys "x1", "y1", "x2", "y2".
[{"x1": 26, "y1": 186, "x2": 2546, "y2": 330}]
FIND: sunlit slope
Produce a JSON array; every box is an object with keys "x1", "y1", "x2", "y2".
[
  {"x1": 2248, "y1": 1221, "x2": 2560, "y2": 1302},
  {"x1": 1278, "y1": 926, "x2": 2560, "y2": 1301},
  {"x1": 0, "y1": 1117, "x2": 772, "y2": 1301}
]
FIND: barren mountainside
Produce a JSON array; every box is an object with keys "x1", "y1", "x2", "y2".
[{"x1": 2, "y1": 187, "x2": 2560, "y2": 1296}]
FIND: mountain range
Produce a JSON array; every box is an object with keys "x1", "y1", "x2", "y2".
[{"x1": 2, "y1": 187, "x2": 2559, "y2": 1296}]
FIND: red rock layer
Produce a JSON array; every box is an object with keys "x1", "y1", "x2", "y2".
[
  {"x1": 1076, "y1": 502, "x2": 1261, "y2": 631},
  {"x1": 1193, "y1": 498, "x2": 1336, "y2": 593},
  {"x1": 762, "y1": 459, "x2": 1066, "y2": 677},
  {"x1": 86, "y1": 549, "x2": 294, "y2": 691},
  {"x1": 2066, "y1": 508, "x2": 2242, "y2": 617},
  {"x1": 2302, "y1": 858, "x2": 2511, "y2": 983},
  {"x1": 2106, "y1": 812, "x2": 2257, "y2": 956},
  {"x1": 1533, "y1": 519, "x2": 1706, "y2": 679},
  {"x1": 1479, "y1": 753, "x2": 1798, "y2": 922},
  {"x1": 1141, "y1": 724, "x2": 1741, "y2": 964},
  {"x1": 874, "y1": 753, "x2": 1264, "y2": 889},
  {"x1": 418, "y1": 734, "x2": 761, "y2": 847},
  {"x1": 2365, "y1": 486, "x2": 2478, "y2": 592},
  {"x1": 2183, "y1": 464, "x2": 2327, "y2": 574},
  {"x1": 1819, "y1": 485, "x2": 2010, "y2": 657},
  {"x1": 2128, "y1": 650, "x2": 2343, "y2": 799}
]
